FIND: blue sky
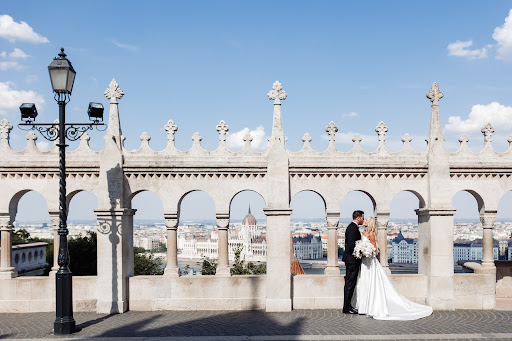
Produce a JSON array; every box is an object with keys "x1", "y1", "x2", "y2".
[{"x1": 2, "y1": 1, "x2": 512, "y2": 223}]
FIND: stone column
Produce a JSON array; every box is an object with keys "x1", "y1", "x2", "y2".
[
  {"x1": 375, "y1": 210, "x2": 390, "y2": 275},
  {"x1": 416, "y1": 208, "x2": 456, "y2": 310},
  {"x1": 164, "y1": 213, "x2": 179, "y2": 277},
  {"x1": 480, "y1": 210, "x2": 497, "y2": 268},
  {"x1": 216, "y1": 213, "x2": 230, "y2": 276},
  {"x1": 0, "y1": 214, "x2": 16, "y2": 278},
  {"x1": 94, "y1": 208, "x2": 136, "y2": 314},
  {"x1": 264, "y1": 208, "x2": 293, "y2": 311},
  {"x1": 49, "y1": 212, "x2": 60, "y2": 277},
  {"x1": 324, "y1": 210, "x2": 340, "y2": 276}
]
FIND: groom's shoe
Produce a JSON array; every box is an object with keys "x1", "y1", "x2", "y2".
[{"x1": 343, "y1": 307, "x2": 359, "y2": 314}]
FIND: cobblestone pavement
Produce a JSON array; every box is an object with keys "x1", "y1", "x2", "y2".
[{"x1": 1, "y1": 310, "x2": 512, "y2": 341}]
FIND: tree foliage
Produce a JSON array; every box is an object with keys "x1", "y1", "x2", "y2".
[
  {"x1": 68, "y1": 231, "x2": 97, "y2": 276},
  {"x1": 200, "y1": 256, "x2": 217, "y2": 275},
  {"x1": 134, "y1": 247, "x2": 164, "y2": 275},
  {"x1": 230, "y1": 246, "x2": 266, "y2": 275}
]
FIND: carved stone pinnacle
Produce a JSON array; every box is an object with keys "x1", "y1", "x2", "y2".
[
  {"x1": 481, "y1": 122, "x2": 494, "y2": 143},
  {"x1": 458, "y1": 134, "x2": 469, "y2": 144},
  {"x1": 216, "y1": 120, "x2": 229, "y2": 142},
  {"x1": 0, "y1": 119, "x2": 12, "y2": 140},
  {"x1": 267, "y1": 80, "x2": 287, "y2": 104},
  {"x1": 375, "y1": 121, "x2": 388, "y2": 142},
  {"x1": 325, "y1": 122, "x2": 338, "y2": 142},
  {"x1": 401, "y1": 133, "x2": 412, "y2": 144},
  {"x1": 192, "y1": 132, "x2": 202, "y2": 143},
  {"x1": 140, "y1": 132, "x2": 151, "y2": 142},
  {"x1": 352, "y1": 133, "x2": 362, "y2": 143},
  {"x1": 302, "y1": 133, "x2": 312, "y2": 143},
  {"x1": 104, "y1": 78, "x2": 124, "y2": 103},
  {"x1": 427, "y1": 82, "x2": 444, "y2": 105}
]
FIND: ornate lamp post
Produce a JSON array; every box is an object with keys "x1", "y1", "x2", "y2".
[{"x1": 18, "y1": 48, "x2": 104, "y2": 335}]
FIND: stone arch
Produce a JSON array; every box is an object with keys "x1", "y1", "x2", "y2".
[
  {"x1": 340, "y1": 190, "x2": 377, "y2": 219},
  {"x1": 178, "y1": 190, "x2": 216, "y2": 218},
  {"x1": 290, "y1": 189, "x2": 327, "y2": 212},
  {"x1": 452, "y1": 189, "x2": 485, "y2": 217},
  {"x1": 9, "y1": 190, "x2": 50, "y2": 223},
  {"x1": 127, "y1": 189, "x2": 164, "y2": 207},
  {"x1": 66, "y1": 190, "x2": 99, "y2": 222},
  {"x1": 228, "y1": 190, "x2": 267, "y2": 262}
]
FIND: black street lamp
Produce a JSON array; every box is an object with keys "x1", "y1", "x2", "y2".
[{"x1": 18, "y1": 48, "x2": 104, "y2": 335}]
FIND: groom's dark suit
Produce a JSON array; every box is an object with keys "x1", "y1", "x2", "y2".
[{"x1": 342, "y1": 221, "x2": 361, "y2": 312}]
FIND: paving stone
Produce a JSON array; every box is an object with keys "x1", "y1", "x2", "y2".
[{"x1": 1, "y1": 310, "x2": 512, "y2": 340}]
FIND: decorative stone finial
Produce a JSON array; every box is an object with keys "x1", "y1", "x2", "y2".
[
  {"x1": 243, "y1": 134, "x2": 253, "y2": 151},
  {"x1": 0, "y1": 119, "x2": 12, "y2": 144},
  {"x1": 402, "y1": 133, "x2": 412, "y2": 144},
  {"x1": 192, "y1": 132, "x2": 202, "y2": 144},
  {"x1": 78, "y1": 132, "x2": 91, "y2": 149},
  {"x1": 352, "y1": 133, "x2": 362, "y2": 144},
  {"x1": 26, "y1": 131, "x2": 37, "y2": 142},
  {"x1": 325, "y1": 122, "x2": 338, "y2": 142},
  {"x1": 301, "y1": 133, "x2": 312, "y2": 150},
  {"x1": 426, "y1": 82, "x2": 444, "y2": 106},
  {"x1": 267, "y1": 81, "x2": 287, "y2": 105},
  {"x1": 401, "y1": 133, "x2": 412, "y2": 150},
  {"x1": 508, "y1": 135, "x2": 512, "y2": 148},
  {"x1": 458, "y1": 134, "x2": 469, "y2": 144},
  {"x1": 104, "y1": 78, "x2": 124, "y2": 104},
  {"x1": 375, "y1": 121, "x2": 388, "y2": 143},
  {"x1": 216, "y1": 120, "x2": 229, "y2": 142},
  {"x1": 164, "y1": 119, "x2": 178, "y2": 143},
  {"x1": 140, "y1": 132, "x2": 151, "y2": 142},
  {"x1": 481, "y1": 122, "x2": 494, "y2": 144}
]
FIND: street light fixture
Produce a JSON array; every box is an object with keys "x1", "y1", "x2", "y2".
[{"x1": 18, "y1": 48, "x2": 104, "y2": 335}]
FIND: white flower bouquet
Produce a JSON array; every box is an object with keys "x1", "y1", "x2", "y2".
[{"x1": 353, "y1": 239, "x2": 377, "y2": 259}]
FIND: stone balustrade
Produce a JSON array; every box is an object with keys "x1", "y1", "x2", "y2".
[{"x1": 0, "y1": 80, "x2": 510, "y2": 313}]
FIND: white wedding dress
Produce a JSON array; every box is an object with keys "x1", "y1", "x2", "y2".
[{"x1": 351, "y1": 236, "x2": 433, "y2": 320}]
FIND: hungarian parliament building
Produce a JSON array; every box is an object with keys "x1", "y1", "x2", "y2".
[{"x1": 178, "y1": 207, "x2": 323, "y2": 262}]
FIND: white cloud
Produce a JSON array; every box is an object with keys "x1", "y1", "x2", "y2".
[
  {"x1": 444, "y1": 102, "x2": 512, "y2": 134},
  {"x1": 0, "y1": 15, "x2": 49, "y2": 43},
  {"x1": 26, "y1": 75, "x2": 38, "y2": 83},
  {"x1": 493, "y1": 9, "x2": 512, "y2": 61},
  {"x1": 9, "y1": 48, "x2": 29, "y2": 59},
  {"x1": 0, "y1": 61, "x2": 22, "y2": 70},
  {"x1": 0, "y1": 51, "x2": 5, "y2": 58},
  {"x1": 0, "y1": 81, "x2": 45, "y2": 115},
  {"x1": 36, "y1": 140, "x2": 51, "y2": 151},
  {"x1": 113, "y1": 40, "x2": 138, "y2": 51},
  {"x1": 227, "y1": 126, "x2": 267, "y2": 151},
  {"x1": 447, "y1": 40, "x2": 489, "y2": 59},
  {"x1": 342, "y1": 112, "x2": 359, "y2": 118}
]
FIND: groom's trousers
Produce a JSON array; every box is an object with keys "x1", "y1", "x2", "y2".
[{"x1": 343, "y1": 262, "x2": 360, "y2": 310}]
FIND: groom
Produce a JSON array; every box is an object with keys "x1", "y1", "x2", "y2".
[{"x1": 342, "y1": 210, "x2": 364, "y2": 314}]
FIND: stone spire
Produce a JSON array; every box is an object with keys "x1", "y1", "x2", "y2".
[
  {"x1": 267, "y1": 80, "x2": 287, "y2": 140},
  {"x1": 426, "y1": 82, "x2": 445, "y2": 145},
  {"x1": 104, "y1": 78, "x2": 125, "y2": 149}
]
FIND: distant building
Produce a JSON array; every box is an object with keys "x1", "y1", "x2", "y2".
[
  {"x1": 508, "y1": 240, "x2": 512, "y2": 260},
  {"x1": 292, "y1": 235, "x2": 322, "y2": 260},
  {"x1": 454, "y1": 239, "x2": 499, "y2": 264},
  {"x1": 178, "y1": 206, "x2": 267, "y2": 261},
  {"x1": 391, "y1": 231, "x2": 418, "y2": 264}
]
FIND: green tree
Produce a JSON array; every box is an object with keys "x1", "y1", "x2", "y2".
[
  {"x1": 12, "y1": 229, "x2": 31, "y2": 244},
  {"x1": 200, "y1": 256, "x2": 217, "y2": 275},
  {"x1": 230, "y1": 246, "x2": 266, "y2": 275},
  {"x1": 68, "y1": 231, "x2": 97, "y2": 276},
  {"x1": 134, "y1": 247, "x2": 164, "y2": 275}
]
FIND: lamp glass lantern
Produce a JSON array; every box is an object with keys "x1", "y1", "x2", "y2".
[{"x1": 48, "y1": 48, "x2": 76, "y2": 94}]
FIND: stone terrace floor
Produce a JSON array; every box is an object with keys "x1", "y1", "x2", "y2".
[{"x1": 2, "y1": 309, "x2": 512, "y2": 341}]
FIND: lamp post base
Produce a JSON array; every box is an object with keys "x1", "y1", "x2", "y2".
[{"x1": 53, "y1": 318, "x2": 77, "y2": 335}]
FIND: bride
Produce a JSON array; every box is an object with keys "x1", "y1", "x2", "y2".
[{"x1": 351, "y1": 217, "x2": 433, "y2": 320}]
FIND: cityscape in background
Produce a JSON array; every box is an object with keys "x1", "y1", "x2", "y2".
[{"x1": 13, "y1": 209, "x2": 512, "y2": 275}]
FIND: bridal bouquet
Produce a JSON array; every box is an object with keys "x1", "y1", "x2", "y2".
[{"x1": 353, "y1": 239, "x2": 377, "y2": 259}]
